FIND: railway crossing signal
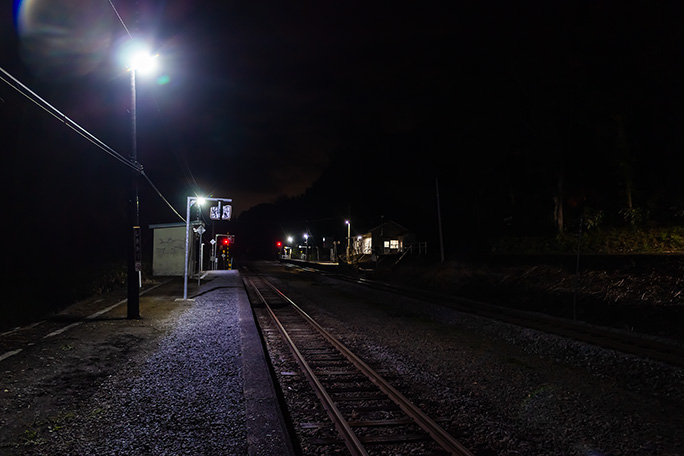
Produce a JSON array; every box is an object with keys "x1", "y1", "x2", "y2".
[
  {"x1": 210, "y1": 202, "x2": 232, "y2": 220},
  {"x1": 183, "y1": 196, "x2": 233, "y2": 300}
]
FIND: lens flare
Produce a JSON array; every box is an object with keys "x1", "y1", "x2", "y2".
[
  {"x1": 16, "y1": 0, "x2": 114, "y2": 80},
  {"x1": 156, "y1": 74, "x2": 171, "y2": 86}
]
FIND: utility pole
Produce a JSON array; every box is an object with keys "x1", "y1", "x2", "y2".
[
  {"x1": 436, "y1": 177, "x2": 445, "y2": 263},
  {"x1": 127, "y1": 68, "x2": 141, "y2": 319}
]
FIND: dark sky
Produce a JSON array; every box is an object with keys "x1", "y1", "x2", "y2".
[
  {"x1": 0, "y1": 0, "x2": 460, "y2": 281},
  {"x1": 4, "y1": 0, "x2": 684, "y2": 267},
  {"x1": 1, "y1": 1, "x2": 456, "y2": 217}
]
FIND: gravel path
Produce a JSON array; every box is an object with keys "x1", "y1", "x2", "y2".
[
  {"x1": 47, "y1": 273, "x2": 247, "y2": 455},
  {"x1": 0, "y1": 272, "x2": 293, "y2": 456}
]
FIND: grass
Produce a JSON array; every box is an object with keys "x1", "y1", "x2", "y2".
[
  {"x1": 21, "y1": 429, "x2": 40, "y2": 445},
  {"x1": 20, "y1": 411, "x2": 77, "y2": 446}
]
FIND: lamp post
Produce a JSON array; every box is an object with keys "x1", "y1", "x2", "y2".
[
  {"x1": 183, "y1": 197, "x2": 201, "y2": 300},
  {"x1": 195, "y1": 197, "x2": 206, "y2": 288},
  {"x1": 124, "y1": 45, "x2": 157, "y2": 319},
  {"x1": 304, "y1": 233, "x2": 309, "y2": 260},
  {"x1": 345, "y1": 220, "x2": 351, "y2": 263},
  {"x1": 125, "y1": 64, "x2": 140, "y2": 319}
]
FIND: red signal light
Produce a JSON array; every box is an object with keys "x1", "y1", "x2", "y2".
[
  {"x1": 222, "y1": 238, "x2": 229, "y2": 245},
  {"x1": 276, "y1": 241, "x2": 282, "y2": 247}
]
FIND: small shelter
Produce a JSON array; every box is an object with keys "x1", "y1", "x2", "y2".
[
  {"x1": 358, "y1": 220, "x2": 416, "y2": 256},
  {"x1": 149, "y1": 221, "x2": 204, "y2": 276}
]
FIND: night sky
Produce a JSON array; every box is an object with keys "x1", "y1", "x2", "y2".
[
  {"x1": 3, "y1": 1, "x2": 684, "y2": 298},
  {"x1": 2, "y1": 1, "x2": 456, "y2": 215}
]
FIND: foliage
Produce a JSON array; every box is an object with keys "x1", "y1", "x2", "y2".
[
  {"x1": 619, "y1": 207, "x2": 649, "y2": 227},
  {"x1": 582, "y1": 207, "x2": 605, "y2": 231},
  {"x1": 493, "y1": 226, "x2": 684, "y2": 255}
]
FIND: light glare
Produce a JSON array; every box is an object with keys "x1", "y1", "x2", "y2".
[
  {"x1": 119, "y1": 38, "x2": 158, "y2": 74},
  {"x1": 130, "y1": 51, "x2": 158, "y2": 73}
]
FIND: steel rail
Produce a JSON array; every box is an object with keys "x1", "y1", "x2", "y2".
[
  {"x1": 298, "y1": 267, "x2": 684, "y2": 369},
  {"x1": 245, "y1": 276, "x2": 369, "y2": 456},
  {"x1": 262, "y1": 278, "x2": 474, "y2": 456}
]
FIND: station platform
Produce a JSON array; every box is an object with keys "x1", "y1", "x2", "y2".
[{"x1": 0, "y1": 270, "x2": 294, "y2": 455}]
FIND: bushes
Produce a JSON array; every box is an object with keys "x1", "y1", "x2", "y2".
[
  {"x1": 493, "y1": 226, "x2": 684, "y2": 255},
  {"x1": 0, "y1": 261, "x2": 131, "y2": 333}
]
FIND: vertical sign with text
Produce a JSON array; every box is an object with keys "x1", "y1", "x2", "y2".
[{"x1": 133, "y1": 226, "x2": 142, "y2": 272}]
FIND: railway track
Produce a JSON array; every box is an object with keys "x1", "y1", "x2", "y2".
[
  {"x1": 291, "y1": 264, "x2": 684, "y2": 369},
  {"x1": 244, "y1": 273, "x2": 473, "y2": 456}
]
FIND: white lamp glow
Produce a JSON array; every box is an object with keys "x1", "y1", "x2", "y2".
[
  {"x1": 119, "y1": 38, "x2": 158, "y2": 75},
  {"x1": 129, "y1": 51, "x2": 158, "y2": 73}
]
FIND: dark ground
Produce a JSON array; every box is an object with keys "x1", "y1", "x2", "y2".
[
  {"x1": 2, "y1": 259, "x2": 682, "y2": 453},
  {"x1": 371, "y1": 254, "x2": 684, "y2": 343},
  {"x1": 3, "y1": 253, "x2": 683, "y2": 343}
]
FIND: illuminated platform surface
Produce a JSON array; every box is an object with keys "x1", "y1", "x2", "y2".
[{"x1": 0, "y1": 270, "x2": 294, "y2": 455}]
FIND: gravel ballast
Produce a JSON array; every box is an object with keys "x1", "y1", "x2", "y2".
[
  {"x1": 3, "y1": 263, "x2": 683, "y2": 455},
  {"x1": 254, "y1": 262, "x2": 684, "y2": 456}
]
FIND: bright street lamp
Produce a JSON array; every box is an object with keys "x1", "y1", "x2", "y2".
[
  {"x1": 345, "y1": 220, "x2": 351, "y2": 263},
  {"x1": 120, "y1": 38, "x2": 158, "y2": 74},
  {"x1": 129, "y1": 51, "x2": 158, "y2": 74},
  {"x1": 123, "y1": 41, "x2": 158, "y2": 320}
]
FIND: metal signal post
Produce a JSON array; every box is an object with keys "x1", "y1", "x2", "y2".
[{"x1": 183, "y1": 196, "x2": 232, "y2": 300}]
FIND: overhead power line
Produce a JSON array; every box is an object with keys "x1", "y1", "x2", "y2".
[
  {"x1": 107, "y1": 0, "x2": 202, "y2": 198},
  {"x1": 108, "y1": 0, "x2": 132, "y2": 37},
  {"x1": 142, "y1": 173, "x2": 185, "y2": 222},
  {"x1": 0, "y1": 66, "x2": 140, "y2": 173},
  {"x1": 0, "y1": 65, "x2": 186, "y2": 223}
]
